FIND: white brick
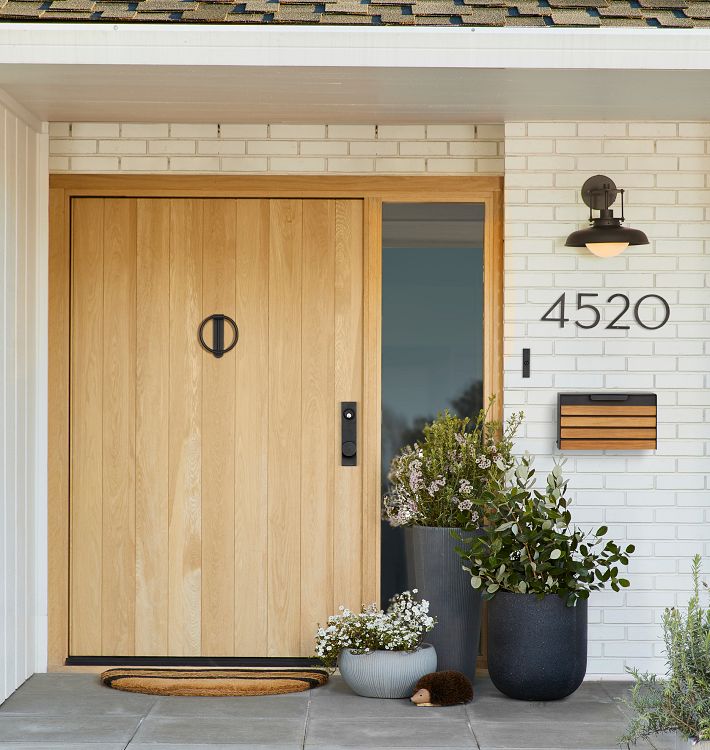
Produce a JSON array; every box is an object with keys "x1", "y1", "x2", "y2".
[
  {"x1": 374, "y1": 158, "x2": 426, "y2": 173},
  {"x1": 576, "y1": 155, "x2": 627, "y2": 172},
  {"x1": 349, "y1": 141, "x2": 398, "y2": 157},
  {"x1": 473, "y1": 158, "x2": 504, "y2": 174},
  {"x1": 121, "y1": 156, "x2": 169, "y2": 171},
  {"x1": 504, "y1": 124, "x2": 529, "y2": 140},
  {"x1": 48, "y1": 122, "x2": 70, "y2": 137},
  {"x1": 99, "y1": 139, "x2": 147, "y2": 155},
  {"x1": 678, "y1": 156, "x2": 710, "y2": 171},
  {"x1": 603, "y1": 139, "x2": 654, "y2": 154},
  {"x1": 299, "y1": 141, "x2": 348, "y2": 156},
  {"x1": 269, "y1": 124, "x2": 326, "y2": 140},
  {"x1": 269, "y1": 157, "x2": 325, "y2": 172},
  {"x1": 170, "y1": 124, "x2": 218, "y2": 138},
  {"x1": 221, "y1": 157, "x2": 268, "y2": 172},
  {"x1": 448, "y1": 141, "x2": 499, "y2": 156},
  {"x1": 121, "y1": 123, "x2": 169, "y2": 138},
  {"x1": 168, "y1": 156, "x2": 220, "y2": 171},
  {"x1": 220, "y1": 124, "x2": 268, "y2": 139},
  {"x1": 149, "y1": 140, "x2": 196, "y2": 155},
  {"x1": 577, "y1": 123, "x2": 627, "y2": 137},
  {"x1": 197, "y1": 141, "x2": 245, "y2": 155},
  {"x1": 656, "y1": 139, "x2": 705, "y2": 154},
  {"x1": 327, "y1": 124, "x2": 375, "y2": 140},
  {"x1": 526, "y1": 155, "x2": 576, "y2": 170},
  {"x1": 71, "y1": 122, "x2": 120, "y2": 138},
  {"x1": 476, "y1": 124, "x2": 505, "y2": 139},
  {"x1": 247, "y1": 140, "x2": 298, "y2": 156},
  {"x1": 426, "y1": 124, "x2": 477, "y2": 140},
  {"x1": 628, "y1": 123, "x2": 677, "y2": 137},
  {"x1": 507, "y1": 138, "x2": 554, "y2": 154},
  {"x1": 627, "y1": 156, "x2": 678, "y2": 171},
  {"x1": 377, "y1": 125, "x2": 425, "y2": 140},
  {"x1": 50, "y1": 139, "x2": 97, "y2": 155},
  {"x1": 679, "y1": 123, "x2": 710, "y2": 137},
  {"x1": 48, "y1": 156, "x2": 69, "y2": 171},
  {"x1": 527, "y1": 122, "x2": 577, "y2": 137},
  {"x1": 326, "y1": 158, "x2": 374, "y2": 173},
  {"x1": 555, "y1": 139, "x2": 603, "y2": 154},
  {"x1": 69, "y1": 156, "x2": 119, "y2": 171}
]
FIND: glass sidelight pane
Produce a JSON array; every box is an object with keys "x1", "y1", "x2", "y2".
[{"x1": 380, "y1": 202, "x2": 485, "y2": 605}]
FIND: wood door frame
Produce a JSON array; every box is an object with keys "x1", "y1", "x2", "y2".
[{"x1": 48, "y1": 174, "x2": 504, "y2": 670}]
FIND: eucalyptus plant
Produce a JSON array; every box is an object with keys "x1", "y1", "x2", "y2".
[
  {"x1": 382, "y1": 397, "x2": 523, "y2": 529},
  {"x1": 620, "y1": 555, "x2": 710, "y2": 745},
  {"x1": 458, "y1": 454, "x2": 634, "y2": 606}
]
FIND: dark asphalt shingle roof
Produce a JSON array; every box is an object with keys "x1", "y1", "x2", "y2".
[{"x1": 2, "y1": 0, "x2": 710, "y2": 26}]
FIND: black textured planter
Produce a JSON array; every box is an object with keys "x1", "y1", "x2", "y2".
[
  {"x1": 487, "y1": 591, "x2": 587, "y2": 701},
  {"x1": 403, "y1": 526, "x2": 482, "y2": 683}
]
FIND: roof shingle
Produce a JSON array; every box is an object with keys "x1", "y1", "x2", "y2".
[{"x1": 1, "y1": 0, "x2": 707, "y2": 26}]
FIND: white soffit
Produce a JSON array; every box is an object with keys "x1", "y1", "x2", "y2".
[{"x1": 2, "y1": 25, "x2": 710, "y2": 122}]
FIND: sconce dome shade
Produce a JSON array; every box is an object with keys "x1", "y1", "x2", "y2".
[{"x1": 565, "y1": 223, "x2": 649, "y2": 248}]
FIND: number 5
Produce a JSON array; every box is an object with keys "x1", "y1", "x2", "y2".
[{"x1": 575, "y1": 293, "x2": 600, "y2": 329}]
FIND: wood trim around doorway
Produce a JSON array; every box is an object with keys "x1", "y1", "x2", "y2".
[{"x1": 47, "y1": 174, "x2": 504, "y2": 670}]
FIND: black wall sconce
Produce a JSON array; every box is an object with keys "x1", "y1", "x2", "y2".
[{"x1": 565, "y1": 175, "x2": 649, "y2": 258}]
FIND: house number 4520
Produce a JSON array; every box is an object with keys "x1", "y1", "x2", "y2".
[{"x1": 540, "y1": 293, "x2": 671, "y2": 331}]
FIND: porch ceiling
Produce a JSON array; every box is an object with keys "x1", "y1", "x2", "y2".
[{"x1": 3, "y1": 26, "x2": 710, "y2": 122}]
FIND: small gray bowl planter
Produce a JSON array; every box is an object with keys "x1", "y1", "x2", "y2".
[
  {"x1": 404, "y1": 526, "x2": 483, "y2": 683},
  {"x1": 487, "y1": 591, "x2": 587, "y2": 701},
  {"x1": 338, "y1": 644, "x2": 437, "y2": 698}
]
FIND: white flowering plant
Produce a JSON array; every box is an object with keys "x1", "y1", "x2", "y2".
[
  {"x1": 383, "y1": 397, "x2": 523, "y2": 529},
  {"x1": 314, "y1": 590, "x2": 436, "y2": 669}
]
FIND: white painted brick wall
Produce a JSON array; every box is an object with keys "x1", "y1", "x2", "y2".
[
  {"x1": 48, "y1": 123, "x2": 504, "y2": 175},
  {"x1": 505, "y1": 122, "x2": 710, "y2": 678}
]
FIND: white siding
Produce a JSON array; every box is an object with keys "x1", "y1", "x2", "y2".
[{"x1": 0, "y1": 93, "x2": 48, "y2": 701}]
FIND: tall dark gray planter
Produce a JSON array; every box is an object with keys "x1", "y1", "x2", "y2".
[
  {"x1": 403, "y1": 526, "x2": 482, "y2": 683},
  {"x1": 487, "y1": 591, "x2": 587, "y2": 701}
]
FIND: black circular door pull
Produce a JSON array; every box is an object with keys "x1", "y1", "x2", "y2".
[{"x1": 198, "y1": 314, "x2": 239, "y2": 359}]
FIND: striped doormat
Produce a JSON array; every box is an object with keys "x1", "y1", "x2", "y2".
[{"x1": 101, "y1": 667, "x2": 329, "y2": 697}]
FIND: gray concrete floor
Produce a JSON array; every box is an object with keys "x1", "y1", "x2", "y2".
[{"x1": 0, "y1": 673, "x2": 674, "y2": 750}]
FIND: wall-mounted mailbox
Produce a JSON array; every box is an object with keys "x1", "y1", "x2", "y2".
[{"x1": 558, "y1": 393, "x2": 657, "y2": 451}]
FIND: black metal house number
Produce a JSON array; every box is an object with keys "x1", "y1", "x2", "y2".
[{"x1": 540, "y1": 292, "x2": 671, "y2": 331}]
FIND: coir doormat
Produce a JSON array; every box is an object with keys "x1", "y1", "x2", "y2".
[{"x1": 101, "y1": 667, "x2": 329, "y2": 697}]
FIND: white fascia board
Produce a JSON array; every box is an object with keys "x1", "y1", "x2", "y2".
[{"x1": 2, "y1": 24, "x2": 710, "y2": 71}]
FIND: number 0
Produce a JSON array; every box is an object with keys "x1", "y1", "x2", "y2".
[{"x1": 634, "y1": 294, "x2": 671, "y2": 330}]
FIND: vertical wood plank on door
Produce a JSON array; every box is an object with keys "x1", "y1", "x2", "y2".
[
  {"x1": 201, "y1": 200, "x2": 237, "y2": 655},
  {"x1": 48, "y1": 188, "x2": 69, "y2": 667},
  {"x1": 168, "y1": 199, "x2": 203, "y2": 656},
  {"x1": 300, "y1": 200, "x2": 335, "y2": 653},
  {"x1": 333, "y1": 200, "x2": 364, "y2": 613},
  {"x1": 234, "y1": 199, "x2": 269, "y2": 656},
  {"x1": 101, "y1": 199, "x2": 137, "y2": 656},
  {"x1": 70, "y1": 198, "x2": 104, "y2": 655},
  {"x1": 135, "y1": 199, "x2": 170, "y2": 655},
  {"x1": 267, "y1": 199, "x2": 302, "y2": 656},
  {"x1": 361, "y1": 197, "x2": 382, "y2": 608}
]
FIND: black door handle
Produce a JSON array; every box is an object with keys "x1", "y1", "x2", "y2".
[
  {"x1": 341, "y1": 402, "x2": 357, "y2": 467},
  {"x1": 198, "y1": 314, "x2": 239, "y2": 359}
]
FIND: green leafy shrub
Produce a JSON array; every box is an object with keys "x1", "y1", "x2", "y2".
[
  {"x1": 382, "y1": 397, "x2": 523, "y2": 529},
  {"x1": 314, "y1": 591, "x2": 436, "y2": 669},
  {"x1": 458, "y1": 453, "x2": 634, "y2": 606},
  {"x1": 621, "y1": 555, "x2": 710, "y2": 744}
]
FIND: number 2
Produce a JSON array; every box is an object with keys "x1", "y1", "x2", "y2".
[{"x1": 606, "y1": 293, "x2": 631, "y2": 330}]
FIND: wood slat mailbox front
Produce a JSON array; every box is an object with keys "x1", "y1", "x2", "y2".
[{"x1": 558, "y1": 393, "x2": 657, "y2": 451}]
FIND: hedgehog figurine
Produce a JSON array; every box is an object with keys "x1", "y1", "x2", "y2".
[{"x1": 410, "y1": 671, "x2": 474, "y2": 707}]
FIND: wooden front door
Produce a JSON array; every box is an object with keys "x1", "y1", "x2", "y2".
[{"x1": 69, "y1": 197, "x2": 365, "y2": 658}]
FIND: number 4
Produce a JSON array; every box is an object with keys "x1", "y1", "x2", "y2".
[{"x1": 541, "y1": 293, "x2": 569, "y2": 328}]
